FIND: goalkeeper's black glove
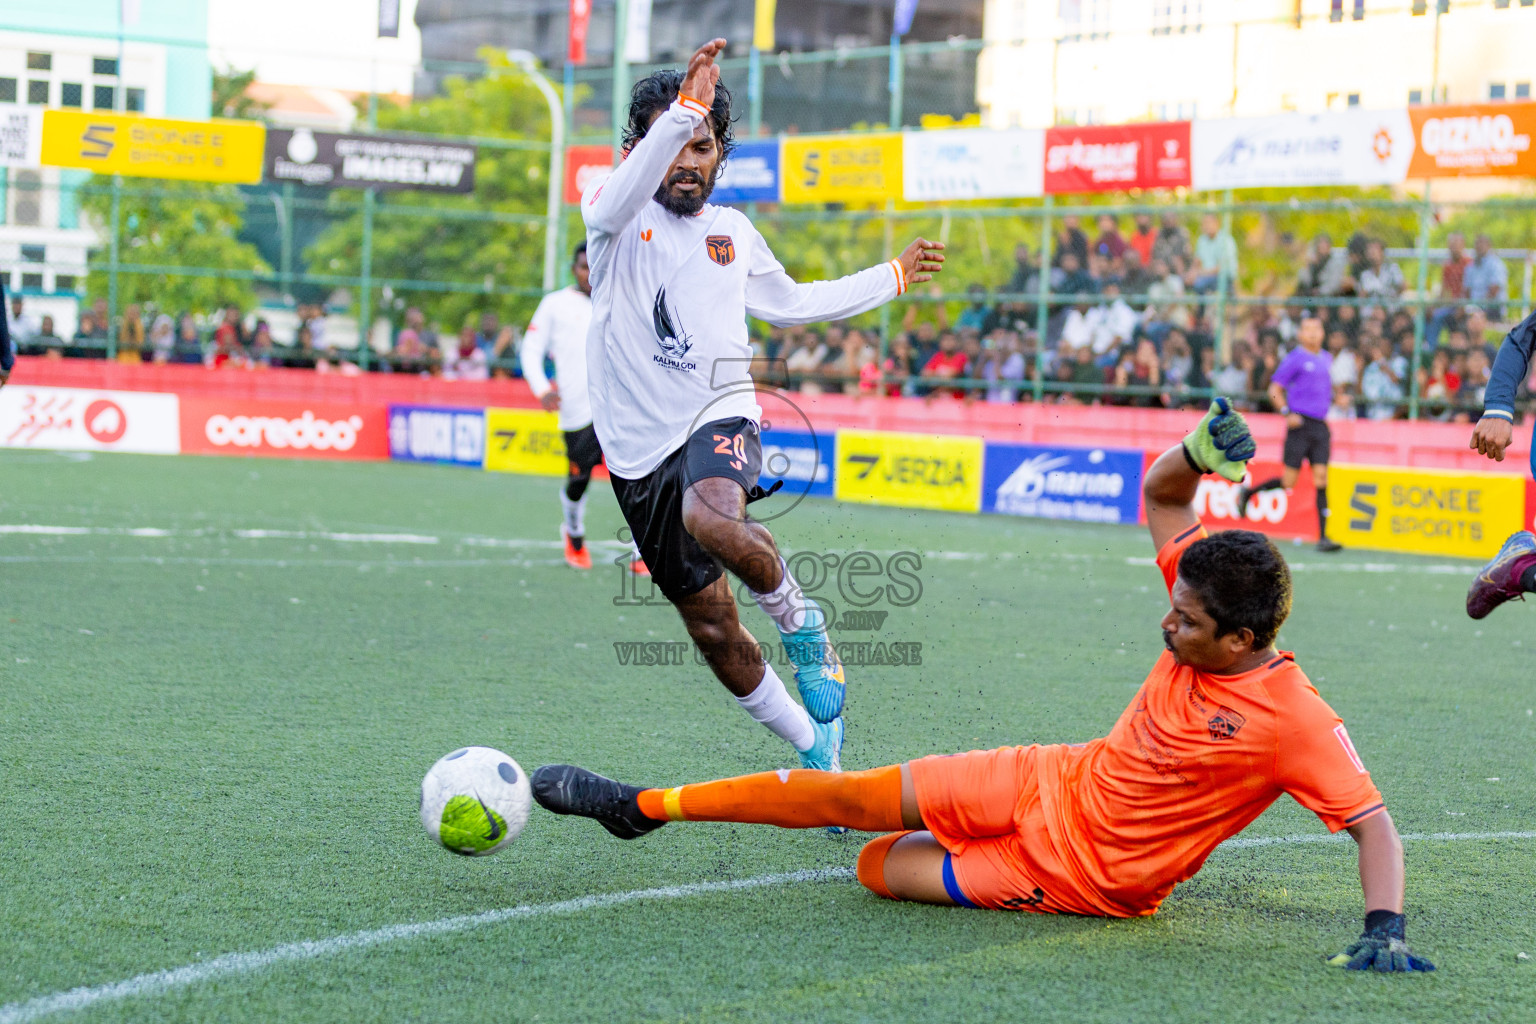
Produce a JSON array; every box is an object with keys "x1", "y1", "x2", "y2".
[
  {"x1": 1328, "y1": 911, "x2": 1436, "y2": 973},
  {"x1": 1180, "y1": 397, "x2": 1256, "y2": 483}
]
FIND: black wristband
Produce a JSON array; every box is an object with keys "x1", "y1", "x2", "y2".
[
  {"x1": 1181, "y1": 443, "x2": 1204, "y2": 474},
  {"x1": 1363, "y1": 909, "x2": 1405, "y2": 939}
]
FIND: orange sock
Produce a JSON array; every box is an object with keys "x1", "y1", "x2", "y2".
[
  {"x1": 856, "y1": 831, "x2": 911, "y2": 899},
  {"x1": 636, "y1": 764, "x2": 904, "y2": 833}
]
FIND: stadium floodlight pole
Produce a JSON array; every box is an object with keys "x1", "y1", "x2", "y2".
[
  {"x1": 611, "y1": 0, "x2": 630, "y2": 163},
  {"x1": 508, "y1": 50, "x2": 565, "y2": 293}
]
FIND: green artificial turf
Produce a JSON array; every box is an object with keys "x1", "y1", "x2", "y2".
[{"x1": 1, "y1": 449, "x2": 1532, "y2": 1023}]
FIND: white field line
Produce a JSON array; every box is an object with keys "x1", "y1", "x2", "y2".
[
  {"x1": 0, "y1": 525, "x2": 629, "y2": 551},
  {"x1": 1124, "y1": 555, "x2": 1474, "y2": 574},
  {"x1": 0, "y1": 869, "x2": 853, "y2": 1024},
  {"x1": 2, "y1": 830, "x2": 1532, "y2": 1023}
]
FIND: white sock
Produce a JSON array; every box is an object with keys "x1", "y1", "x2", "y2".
[
  {"x1": 559, "y1": 488, "x2": 587, "y2": 539},
  {"x1": 736, "y1": 663, "x2": 815, "y2": 751},
  {"x1": 751, "y1": 557, "x2": 810, "y2": 633}
]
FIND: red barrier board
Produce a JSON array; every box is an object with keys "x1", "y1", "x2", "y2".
[
  {"x1": 1044, "y1": 122, "x2": 1192, "y2": 194},
  {"x1": 180, "y1": 398, "x2": 389, "y2": 459},
  {"x1": 564, "y1": 143, "x2": 614, "y2": 204},
  {"x1": 1141, "y1": 453, "x2": 1319, "y2": 540}
]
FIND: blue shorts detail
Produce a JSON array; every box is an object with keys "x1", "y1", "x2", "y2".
[{"x1": 942, "y1": 853, "x2": 979, "y2": 908}]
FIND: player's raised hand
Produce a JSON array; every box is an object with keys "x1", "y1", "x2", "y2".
[
  {"x1": 680, "y1": 39, "x2": 727, "y2": 110},
  {"x1": 898, "y1": 238, "x2": 946, "y2": 285},
  {"x1": 1328, "y1": 913, "x2": 1435, "y2": 973},
  {"x1": 1470, "y1": 415, "x2": 1513, "y2": 462},
  {"x1": 1182, "y1": 397, "x2": 1256, "y2": 483}
]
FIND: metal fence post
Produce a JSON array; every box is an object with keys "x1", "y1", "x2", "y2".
[
  {"x1": 106, "y1": 177, "x2": 120, "y2": 360},
  {"x1": 1034, "y1": 196, "x2": 1053, "y2": 403},
  {"x1": 279, "y1": 182, "x2": 294, "y2": 303},
  {"x1": 1408, "y1": 182, "x2": 1433, "y2": 420},
  {"x1": 611, "y1": 0, "x2": 630, "y2": 161},
  {"x1": 887, "y1": 33, "x2": 902, "y2": 129},
  {"x1": 1213, "y1": 189, "x2": 1233, "y2": 363}
]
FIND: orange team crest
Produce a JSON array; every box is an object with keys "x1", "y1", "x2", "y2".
[{"x1": 706, "y1": 235, "x2": 735, "y2": 266}]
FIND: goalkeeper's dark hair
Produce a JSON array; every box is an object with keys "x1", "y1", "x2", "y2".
[
  {"x1": 1177, "y1": 530, "x2": 1292, "y2": 650},
  {"x1": 571, "y1": 240, "x2": 587, "y2": 263},
  {"x1": 622, "y1": 69, "x2": 736, "y2": 164}
]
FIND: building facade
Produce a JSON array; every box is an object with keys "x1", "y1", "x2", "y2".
[
  {"x1": 979, "y1": 0, "x2": 1536, "y2": 128},
  {"x1": 0, "y1": 0, "x2": 209, "y2": 334}
]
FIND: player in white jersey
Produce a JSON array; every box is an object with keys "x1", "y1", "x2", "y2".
[
  {"x1": 582, "y1": 39, "x2": 945, "y2": 777},
  {"x1": 521, "y1": 242, "x2": 649, "y2": 576}
]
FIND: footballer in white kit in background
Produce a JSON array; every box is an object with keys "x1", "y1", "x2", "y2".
[
  {"x1": 521, "y1": 242, "x2": 648, "y2": 575},
  {"x1": 579, "y1": 39, "x2": 946, "y2": 775}
]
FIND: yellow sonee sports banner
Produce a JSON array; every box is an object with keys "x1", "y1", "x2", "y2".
[
  {"x1": 484, "y1": 408, "x2": 569, "y2": 476},
  {"x1": 40, "y1": 110, "x2": 265, "y2": 183},
  {"x1": 1326, "y1": 463, "x2": 1525, "y2": 560},
  {"x1": 834, "y1": 429, "x2": 983, "y2": 513},
  {"x1": 781, "y1": 133, "x2": 902, "y2": 204}
]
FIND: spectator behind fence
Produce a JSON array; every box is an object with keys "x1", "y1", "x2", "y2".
[
  {"x1": 1005, "y1": 243, "x2": 1034, "y2": 295},
  {"x1": 149, "y1": 313, "x2": 175, "y2": 364},
  {"x1": 1360, "y1": 339, "x2": 1405, "y2": 420},
  {"x1": 7, "y1": 294, "x2": 38, "y2": 346},
  {"x1": 1327, "y1": 328, "x2": 1359, "y2": 390},
  {"x1": 1464, "y1": 233, "x2": 1508, "y2": 320},
  {"x1": 1297, "y1": 234, "x2": 1351, "y2": 297},
  {"x1": 1189, "y1": 214, "x2": 1238, "y2": 294},
  {"x1": 473, "y1": 311, "x2": 500, "y2": 356},
  {"x1": 1144, "y1": 256, "x2": 1190, "y2": 334},
  {"x1": 1054, "y1": 214, "x2": 1090, "y2": 271},
  {"x1": 956, "y1": 284, "x2": 995, "y2": 334},
  {"x1": 445, "y1": 324, "x2": 490, "y2": 381},
  {"x1": 249, "y1": 321, "x2": 275, "y2": 367},
  {"x1": 1358, "y1": 239, "x2": 1405, "y2": 315},
  {"x1": 1127, "y1": 212, "x2": 1156, "y2": 267},
  {"x1": 881, "y1": 334, "x2": 915, "y2": 397},
  {"x1": 1429, "y1": 231, "x2": 1471, "y2": 345},
  {"x1": 115, "y1": 303, "x2": 145, "y2": 363},
  {"x1": 922, "y1": 330, "x2": 969, "y2": 399},
  {"x1": 1094, "y1": 213, "x2": 1127, "y2": 262},
  {"x1": 176, "y1": 314, "x2": 202, "y2": 363},
  {"x1": 394, "y1": 307, "x2": 436, "y2": 375},
  {"x1": 1151, "y1": 211, "x2": 1192, "y2": 277}
]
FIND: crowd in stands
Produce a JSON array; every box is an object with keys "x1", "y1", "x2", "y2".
[
  {"x1": 5, "y1": 214, "x2": 1520, "y2": 419},
  {"x1": 757, "y1": 218, "x2": 1515, "y2": 420}
]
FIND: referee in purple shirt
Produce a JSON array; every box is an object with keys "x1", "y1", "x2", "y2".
[{"x1": 1238, "y1": 315, "x2": 1344, "y2": 552}]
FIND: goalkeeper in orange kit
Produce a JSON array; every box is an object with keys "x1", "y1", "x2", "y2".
[{"x1": 534, "y1": 400, "x2": 1435, "y2": 973}]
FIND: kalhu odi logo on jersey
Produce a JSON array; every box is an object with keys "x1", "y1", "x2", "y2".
[
  {"x1": 651, "y1": 287, "x2": 697, "y2": 372},
  {"x1": 706, "y1": 235, "x2": 735, "y2": 266}
]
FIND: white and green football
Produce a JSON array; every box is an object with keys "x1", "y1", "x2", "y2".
[{"x1": 420, "y1": 746, "x2": 532, "y2": 856}]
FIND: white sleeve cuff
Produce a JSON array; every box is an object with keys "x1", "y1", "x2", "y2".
[{"x1": 675, "y1": 95, "x2": 709, "y2": 120}]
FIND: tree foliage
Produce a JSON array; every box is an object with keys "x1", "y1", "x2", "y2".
[
  {"x1": 212, "y1": 65, "x2": 267, "y2": 121},
  {"x1": 81, "y1": 181, "x2": 272, "y2": 317},
  {"x1": 305, "y1": 51, "x2": 556, "y2": 334}
]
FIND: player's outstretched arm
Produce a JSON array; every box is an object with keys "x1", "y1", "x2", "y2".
[
  {"x1": 1328, "y1": 811, "x2": 1435, "y2": 972},
  {"x1": 1471, "y1": 309, "x2": 1536, "y2": 462},
  {"x1": 744, "y1": 233, "x2": 944, "y2": 326},
  {"x1": 582, "y1": 38, "x2": 727, "y2": 236},
  {"x1": 1144, "y1": 398, "x2": 1256, "y2": 551}
]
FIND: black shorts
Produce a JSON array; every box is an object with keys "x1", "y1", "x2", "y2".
[
  {"x1": 563, "y1": 423, "x2": 604, "y2": 475},
  {"x1": 609, "y1": 417, "x2": 763, "y2": 602},
  {"x1": 1282, "y1": 416, "x2": 1331, "y2": 469}
]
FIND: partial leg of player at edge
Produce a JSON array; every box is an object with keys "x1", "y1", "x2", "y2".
[
  {"x1": 1466, "y1": 308, "x2": 1536, "y2": 618},
  {"x1": 534, "y1": 398, "x2": 1435, "y2": 973},
  {"x1": 579, "y1": 37, "x2": 945, "y2": 783}
]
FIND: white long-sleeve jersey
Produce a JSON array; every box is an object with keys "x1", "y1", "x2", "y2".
[
  {"x1": 582, "y1": 95, "x2": 908, "y2": 479},
  {"x1": 520, "y1": 285, "x2": 593, "y2": 431}
]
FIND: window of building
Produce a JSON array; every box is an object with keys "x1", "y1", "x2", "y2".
[
  {"x1": 26, "y1": 80, "x2": 48, "y2": 105},
  {"x1": 20, "y1": 244, "x2": 45, "y2": 263},
  {"x1": 1490, "y1": 82, "x2": 1507, "y2": 100},
  {"x1": 0, "y1": 79, "x2": 14, "y2": 103},
  {"x1": 125, "y1": 87, "x2": 145, "y2": 112},
  {"x1": 11, "y1": 170, "x2": 42, "y2": 227},
  {"x1": 94, "y1": 85, "x2": 116, "y2": 110},
  {"x1": 26, "y1": 52, "x2": 52, "y2": 71},
  {"x1": 1330, "y1": 0, "x2": 1343, "y2": 21},
  {"x1": 20, "y1": 273, "x2": 43, "y2": 290},
  {"x1": 1347, "y1": 92, "x2": 1361, "y2": 107},
  {"x1": 1495, "y1": 0, "x2": 1510, "y2": 7},
  {"x1": 1517, "y1": 82, "x2": 1532, "y2": 99},
  {"x1": 1152, "y1": 0, "x2": 1202, "y2": 34},
  {"x1": 1060, "y1": 0, "x2": 1109, "y2": 39},
  {"x1": 61, "y1": 82, "x2": 82, "y2": 107},
  {"x1": 1408, "y1": 88, "x2": 1423, "y2": 105},
  {"x1": 93, "y1": 57, "x2": 119, "y2": 77},
  {"x1": 55, "y1": 275, "x2": 77, "y2": 293}
]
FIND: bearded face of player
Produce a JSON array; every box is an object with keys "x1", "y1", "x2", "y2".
[
  {"x1": 652, "y1": 118, "x2": 721, "y2": 217},
  {"x1": 1160, "y1": 579, "x2": 1255, "y2": 672}
]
